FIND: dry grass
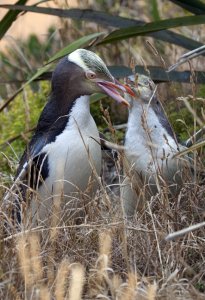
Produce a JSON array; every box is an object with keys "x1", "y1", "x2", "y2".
[{"x1": 0, "y1": 144, "x2": 205, "y2": 300}]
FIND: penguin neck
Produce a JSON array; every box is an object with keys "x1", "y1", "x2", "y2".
[{"x1": 67, "y1": 95, "x2": 91, "y2": 129}]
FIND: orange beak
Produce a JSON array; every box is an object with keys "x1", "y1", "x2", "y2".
[{"x1": 97, "y1": 78, "x2": 135, "y2": 107}]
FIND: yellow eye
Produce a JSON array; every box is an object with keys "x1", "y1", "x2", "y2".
[{"x1": 86, "y1": 71, "x2": 97, "y2": 80}]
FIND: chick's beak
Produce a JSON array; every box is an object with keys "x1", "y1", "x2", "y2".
[{"x1": 97, "y1": 78, "x2": 135, "y2": 107}]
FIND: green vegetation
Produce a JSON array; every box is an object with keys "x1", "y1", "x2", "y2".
[{"x1": 0, "y1": 83, "x2": 48, "y2": 174}]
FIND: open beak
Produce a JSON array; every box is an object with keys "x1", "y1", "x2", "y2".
[{"x1": 97, "y1": 78, "x2": 135, "y2": 107}]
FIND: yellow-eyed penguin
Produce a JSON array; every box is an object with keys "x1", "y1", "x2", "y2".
[{"x1": 3, "y1": 49, "x2": 134, "y2": 228}]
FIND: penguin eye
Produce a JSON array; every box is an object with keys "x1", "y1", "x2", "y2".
[{"x1": 86, "y1": 71, "x2": 97, "y2": 80}]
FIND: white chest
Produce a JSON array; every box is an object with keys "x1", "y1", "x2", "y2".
[{"x1": 38, "y1": 96, "x2": 101, "y2": 198}]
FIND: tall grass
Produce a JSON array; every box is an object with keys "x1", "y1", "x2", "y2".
[{"x1": 1, "y1": 103, "x2": 205, "y2": 299}]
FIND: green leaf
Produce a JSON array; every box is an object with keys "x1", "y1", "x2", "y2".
[
  {"x1": 46, "y1": 32, "x2": 104, "y2": 64},
  {"x1": 0, "y1": 5, "x2": 148, "y2": 27},
  {"x1": 0, "y1": 5, "x2": 204, "y2": 51},
  {"x1": 0, "y1": 0, "x2": 28, "y2": 40},
  {"x1": 151, "y1": 0, "x2": 160, "y2": 21},
  {"x1": 23, "y1": 64, "x2": 51, "y2": 89},
  {"x1": 2, "y1": 66, "x2": 205, "y2": 86},
  {"x1": 90, "y1": 93, "x2": 107, "y2": 104},
  {"x1": 169, "y1": 0, "x2": 205, "y2": 15},
  {"x1": 109, "y1": 65, "x2": 205, "y2": 84},
  {"x1": 99, "y1": 15, "x2": 205, "y2": 44},
  {"x1": 132, "y1": 66, "x2": 205, "y2": 84}
]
